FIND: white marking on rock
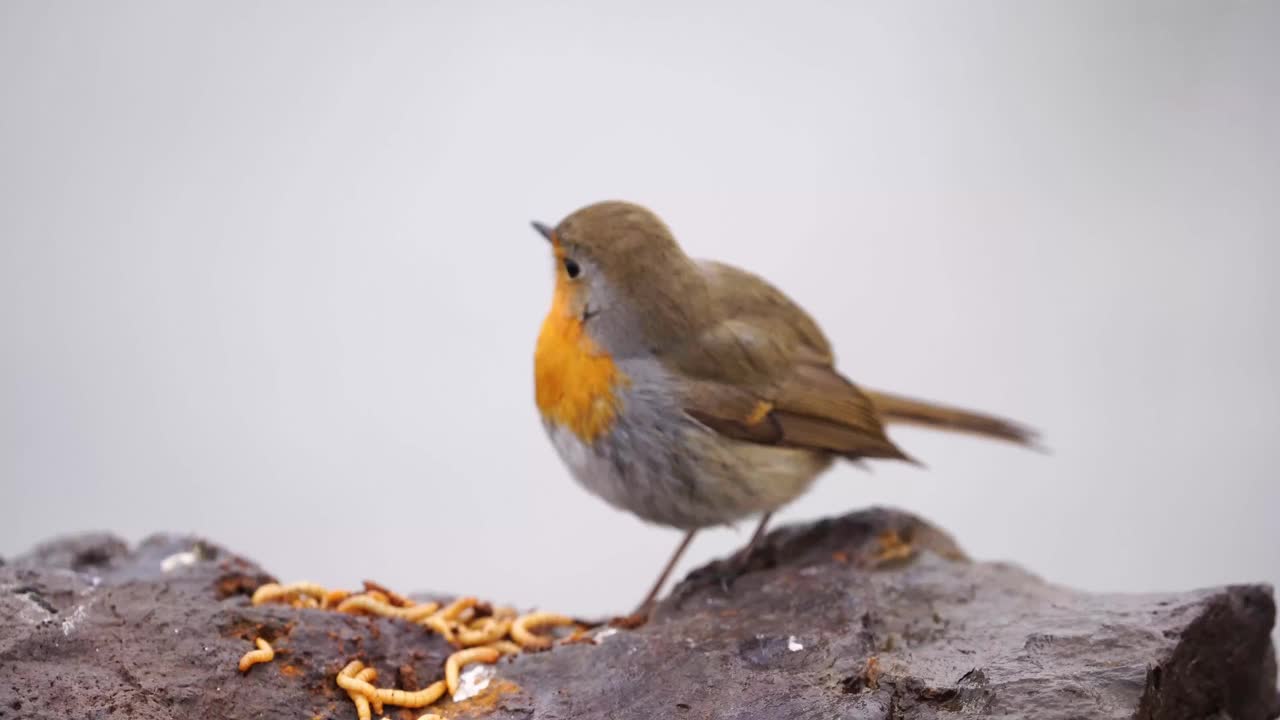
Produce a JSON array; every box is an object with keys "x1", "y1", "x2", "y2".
[
  {"x1": 452, "y1": 663, "x2": 495, "y2": 703},
  {"x1": 787, "y1": 635, "x2": 804, "y2": 652},
  {"x1": 61, "y1": 604, "x2": 88, "y2": 636},
  {"x1": 161, "y1": 550, "x2": 198, "y2": 573},
  {"x1": 15, "y1": 595, "x2": 54, "y2": 624}
]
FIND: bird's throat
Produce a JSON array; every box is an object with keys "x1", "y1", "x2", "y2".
[{"x1": 534, "y1": 286, "x2": 627, "y2": 443}]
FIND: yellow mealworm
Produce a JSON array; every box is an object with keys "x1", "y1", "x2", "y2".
[
  {"x1": 373, "y1": 681, "x2": 446, "y2": 709},
  {"x1": 419, "y1": 614, "x2": 457, "y2": 645},
  {"x1": 361, "y1": 668, "x2": 384, "y2": 716},
  {"x1": 350, "y1": 695, "x2": 369, "y2": 720},
  {"x1": 350, "y1": 692, "x2": 370, "y2": 720},
  {"x1": 559, "y1": 626, "x2": 597, "y2": 646},
  {"x1": 362, "y1": 580, "x2": 413, "y2": 607},
  {"x1": 281, "y1": 581, "x2": 327, "y2": 600},
  {"x1": 444, "y1": 647, "x2": 500, "y2": 697},
  {"x1": 416, "y1": 715, "x2": 444, "y2": 720},
  {"x1": 321, "y1": 589, "x2": 351, "y2": 609},
  {"x1": 511, "y1": 611, "x2": 576, "y2": 650},
  {"x1": 339, "y1": 595, "x2": 443, "y2": 624},
  {"x1": 484, "y1": 640, "x2": 523, "y2": 655},
  {"x1": 237, "y1": 637, "x2": 274, "y2": 672},
  {"x1": 336, "y1": 665, "x2": 380, "y2": 699},
  {"x1": 435, "y1": 596, "x2": 478, "y2": 621},
  {"x1": 399, "y1": 601, "x2": 441, "y2": 622},
  {"x1": 250, "y1": 583, "x2": 284, "y2": 606},
  {"x1": 251, "y1": 580, "x2": 327, "y2": 606},
  {"x1": 349, "y1": 667, "x2": 378, "y2": 720},
  {"x1": 337, "y1": 594, "x2": 401, "y2": 617},
  {"x1": 457, "y1": 617, "x2": 512, "y2": 647}
]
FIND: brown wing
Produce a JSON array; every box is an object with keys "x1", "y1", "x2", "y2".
[
  {"x1": 682, "y1": 366, "x2": 911, "y2": 461},
  {"x1": 668, "y1": 262, "x2": 910, "y2": 462}
]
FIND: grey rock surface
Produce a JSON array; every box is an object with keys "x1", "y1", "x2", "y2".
[{"x1": 0, "y1": 507, "x2": 1275, "y2": 720}]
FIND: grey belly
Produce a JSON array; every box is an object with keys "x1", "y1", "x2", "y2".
[{"x1": 544, "y1": 406, "x2": 833, "y2": 531}]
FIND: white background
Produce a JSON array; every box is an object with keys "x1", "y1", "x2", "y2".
[{"x1": 3, "y1": 2, "x2": 1277, "y2": 632}]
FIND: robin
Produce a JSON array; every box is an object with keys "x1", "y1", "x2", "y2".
[{"x1": 531, "y1": 200, "x2": 1037, "y2": 615}]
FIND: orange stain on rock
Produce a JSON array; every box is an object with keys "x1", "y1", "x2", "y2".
[{"x1": 438, "y1": 678, "x2": 525, "y2": 718}]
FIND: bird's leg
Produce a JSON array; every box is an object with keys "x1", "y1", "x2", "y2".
[
  {"x1": 717, "y1": 511, "x2": 773, "y2": 593},
  {"x1": 620, "y1": 529, "x2": 698, "y2": 623},
  {"x1": 743, "y1": 511, "x2": 774, "y2": 557}
]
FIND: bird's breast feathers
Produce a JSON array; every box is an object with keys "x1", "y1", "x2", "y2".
[{"x1": 534, "y1": 292, "x2": 628, "y2": 444}]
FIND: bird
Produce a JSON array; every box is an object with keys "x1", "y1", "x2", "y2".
[{"x1": 530, "y1": 200, "x2": 1037, "y2": 616}]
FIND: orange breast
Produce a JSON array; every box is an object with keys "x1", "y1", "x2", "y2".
[{"x1": 534, "y1": 287, "x2": 627, "y2": 443}]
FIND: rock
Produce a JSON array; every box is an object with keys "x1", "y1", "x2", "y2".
[{"x1": 0, "y1": 508, "x2": 1275, "y2": 720}]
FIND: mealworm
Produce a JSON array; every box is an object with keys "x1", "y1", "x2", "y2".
[
  {"x1": 511, "y1": 611, "x2": 576, "y2": 650},
  {"x1": 339, "y1": 595, "x2": 443, "y2": 624},
  {"x1": 436, "y1": 596, "x2": 478, "y2": 621},
  {"x1": 399, "y1": 601, "x2": 441, "y2": 622},
  {"x1": 338, "y1": 660, "x2": 447, "y2": 709},
  {"x1": 336, "y1": 663, "x2": 380, "y2": 699},
  {"x1": 416, "y1": 715, "x2": 444, "y2": 720},
  {"x1": 237, "y1": 637, "x2": 274, "y2": 672},
  {"x1": 351, "y1": 667, "x2": 378, "y2": 720},
  {"x1": 413, "y1": 596, "x2": 476, "y2": 644},
  {"x1": 362, "y1": 580, "x2": 413, "y2": 607},
  {"x1": 250, "y1": 583, "x2": 284, "y2": 605},
  {"x1": 321, "y1": 589, "x2": 351, "y2": 609},
  {"x1": 374, "y1": 680, "x2": 447, "y2": 708},
  {"x1": 337, "y1": 594, "x2": 400, "y2": 617},
  {"x1": 282, "y1": 581, "x2": 328, "y2": 600},
  {"x1": 444, "y1": 647, "x2": 500, "y2": 697},
  {"x1": 484, "y1": 640, "x2": 523, "y2": 655},
  {"x1": 419, "y1": 614, "x2": 457, "y2": 645},
  {"x1": 361, "y1": 667, "x2": 384, "y2": 716},
  {"x1": 559, "y1": 626, "x2": 596, "y2": 646},
  {"x1": 457, "y1": 617, "x2": 512, "y2": 647},
  {"x1": 338, "y1": 662, "x2": 376, "y2": 720},
  {"x1": 251, "y1": 581, "x2": 327, "y2": 606},
  {"x1": 350, "y1": 692, "x2": 370, "y2": 720},
  {"x1": 491, "y1": 606, "x2": 519, "y2": 620}
]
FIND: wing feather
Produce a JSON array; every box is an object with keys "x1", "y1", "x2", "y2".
[{"x1": 670, "y1": 262, "x2": 909, "y2": 461}]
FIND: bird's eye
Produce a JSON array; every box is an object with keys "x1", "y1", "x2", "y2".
[{"x1": 563, "y1": 258, "x2": 581, "y2": 279}]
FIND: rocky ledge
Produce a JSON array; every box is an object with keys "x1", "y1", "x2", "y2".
[{"x1": 0, "y1": 508, "x2": 1276, "y2": 720}]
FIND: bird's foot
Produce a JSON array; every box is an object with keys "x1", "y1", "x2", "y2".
[
  {"x1": 679, "y1": 545, "x2": 757, "y2": 601},
  {"x1": 870, "y1": 528, "x2": 916, "y2": 567},
  {"x1": 608, "y1": 609, "x2": 651, "y2": 630}
]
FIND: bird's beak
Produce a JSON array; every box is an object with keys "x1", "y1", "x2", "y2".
[{"x1": 530, "y1": 221, "x2": 555, "y2": 242}]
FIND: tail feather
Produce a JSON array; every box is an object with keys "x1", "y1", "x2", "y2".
[{"x1": 864, "y1": 389, "x2": 1040, "y2": 448}]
